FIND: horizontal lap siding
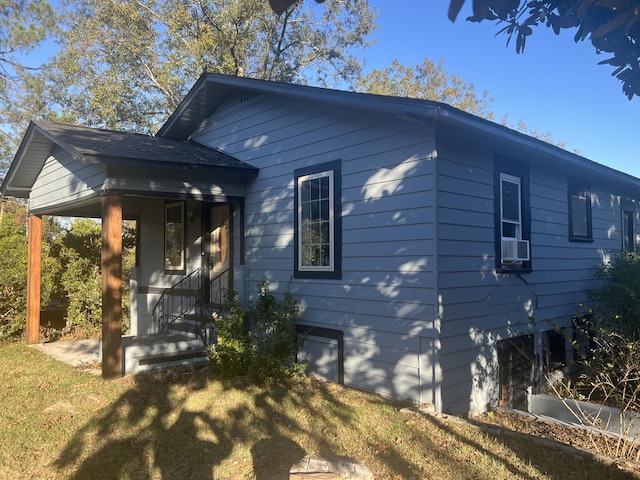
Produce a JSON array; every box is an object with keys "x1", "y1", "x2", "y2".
[
  {"x1": 436, "y1": 150, "x2": 497, "y2": 411},
  {"x1": 436, "y1": 142, "x2": 631, "y2": 414},
  {"x1": 134, "y1": 198, "x2": 210, "y2": 334},
  {"x1": 193, "y1": 94, "x2": 437, "y2": 403},
  {"x1": 30, "y1": 149, "x2": 107, "y2": 211}
]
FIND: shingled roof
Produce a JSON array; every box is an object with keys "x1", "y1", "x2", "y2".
[{"x1": 1, "y1": 120, "x2": 258, "y2": 197}]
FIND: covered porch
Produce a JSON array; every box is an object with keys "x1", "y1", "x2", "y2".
[{"x1": 0, "y1": 120, "x2": 258, "y2": 378}]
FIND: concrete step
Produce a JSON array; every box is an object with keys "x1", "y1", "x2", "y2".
[
  {"x1": 132, "y1": 349, "x2": 209, "y2": 374},
  {"x1": 121, "y1": 334, "x2": 210, "y2": 375},
  {"x1": 167, "y1": 319, "x2": 217, "y2": 346},
  {"x1": 168, "y1": 321, "x2": 202, "y2": 336}
]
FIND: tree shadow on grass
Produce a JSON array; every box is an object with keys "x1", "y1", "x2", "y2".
[
  {"x1": 51, "y1": 364, "x2": 430, "y2": 479},
  {"x1": 466, "y1": 416, "x2": 640, "y2": 480},
  {"x1": 54, "y1": 369, "x2": 239, "y2": 479},
  {"x1": 52, "y1": 368, "x2": 359, "y2": 479},
  {"x1": 50, "y1": 364, "x2": 630, "y2": 480}
]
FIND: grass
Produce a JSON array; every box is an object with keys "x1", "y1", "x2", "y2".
[{"x1": 0, "y1": 342, "x2": 639, "y2": 479}]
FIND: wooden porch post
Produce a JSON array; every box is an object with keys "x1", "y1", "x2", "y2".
[
  {"x1": 26, "y1": 214, "x2": 42, "y2": 345},
  {"x1": 101, "y1": 194, "x2": 123, "y2": 379}
]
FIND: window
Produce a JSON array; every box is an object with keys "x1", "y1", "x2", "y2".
[
  {"x1": 164, "y1": 201, "x2": 185, "y2": 273},
  {"x1": 622, "y1": 205, "x2": 636, "y2": 251},
  {"x1": 500, "y1": 173, "x2": 522, "y2": 240},
  {"x1": 494, "y1": 157, "x2": 531, "y2": 270},
  {"x1": 568, "y1": 182, "x2": 593, "y2": 242},
  {"x1": 294, "y1": 160, "x2": 341, "y2": 279}
]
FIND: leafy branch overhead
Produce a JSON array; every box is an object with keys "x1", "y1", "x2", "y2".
[
  {"x1": 0, "y1": 0, "x2": 376, "y2": 175},
  {"x1": 447, "y1": 0, "x2": 640, "y2": 99}
]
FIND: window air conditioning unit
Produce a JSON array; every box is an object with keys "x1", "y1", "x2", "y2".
[{"x1": 502, "y1": 238, "x2": 530, "y2": 262}]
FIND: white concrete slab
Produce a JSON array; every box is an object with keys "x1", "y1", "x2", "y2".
[{"x1": 32, "y1": 339, "x2": 101, "y2": 375}]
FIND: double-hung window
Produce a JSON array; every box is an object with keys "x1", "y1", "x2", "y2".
[
  {"x1": 294, "y1": 160, "x2": 342, "y2": 279},
  {"x1": 568, "y1": 181, "x2": 593, "y2": 242},
  {"x1": 500, "y1": 173, "x2": 522, "y2": 241},
  {"x1": 494, "y1": 157, "x2": 531, "y2": 270}
]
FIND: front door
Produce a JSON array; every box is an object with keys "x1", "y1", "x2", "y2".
[{"x1": 206, "y1": 204, "x2": 232, "y2": 307}]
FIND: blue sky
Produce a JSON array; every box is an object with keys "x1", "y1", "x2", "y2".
[
  {"x1": 363, "y1": 1, "x2": 639, "y2": 177},
  {"x1": 15, "y1": 1, "x2": 637, "y2": 178}
]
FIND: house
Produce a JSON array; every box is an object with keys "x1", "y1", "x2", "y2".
[{"x1": 2, "y1": 73, "x2": 639, "y2": 415}]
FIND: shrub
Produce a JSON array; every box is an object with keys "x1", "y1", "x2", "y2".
[
  {"x1": 209, "y1": 279, "x2": 306, "y2": 383},
  {"x1": 0, "y1": 201, "x2": 57, "y2": 340},
  {"x1": 567, "y1": 251, "x2": 640, "y2": 410},
  {"x1": 61, "y1": 250, "x2": 103, "y2": 337},
  {"x1": 0, "y1": 204, "x2": 28, "y2": 339},
  {"x1": 572, "y1": 329, "x2": 640, "y2": 410},
  {"x1": 588, "y1": 250, "x2": 640, "y2": 340}
]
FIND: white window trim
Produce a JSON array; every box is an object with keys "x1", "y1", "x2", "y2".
[
  {"x1": 164, "y1": 201, "x2": 185, "y2": 272},
  {"x1": 297, "y1": 169, "x2": 335, "y2": 272},
  {"x1": 500, "y1": 172, "x2": 523, "y2": 240}
]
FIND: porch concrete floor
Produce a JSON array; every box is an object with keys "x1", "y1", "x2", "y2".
[{"x1": 32, "y1": 339, "x2": 101, "y2": 375}]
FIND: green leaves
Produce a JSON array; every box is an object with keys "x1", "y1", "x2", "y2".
[
  {"x1": 449, "y1": 0, "x2": 640, "y2": 99},
  {"x1": 0, "y1": 200, "x2": 28, "y2": 338},
  {"x1": 10, "y1": 0, "x2": 376, "y2": 136},
  {"x1": 0, "y1": 0, "x2": 54, "y2": 71},
  {"x1": 0, "y1": 210, "x2": 135, "y2": 341},
  {"x1": 356, "y1": 58, "x2": 495, "y2": 121},
  {"x1": 210, "y1": 278, "x2": 304, "y2": 383},
  {"x1": 589, "y1": 250, "x2": 640, "y2": 341},
  {"x1": 0, "y1": 0, "x2": 56, "y2": 175},
  {"x1": 0, "y1": 0, "x2": 377, "y2": 171}
]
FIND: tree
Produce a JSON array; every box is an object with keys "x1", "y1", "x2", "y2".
[
  {"x1": 357, "y1": 58, "x2": 495, "y2": 120},
  {"x1": 51, "y1": 218, "x2": 136, "y2": 337},
  {"x1": 357, "y1": 58, "x2": 575, "y2": 148},
  {"x1": 0, "y1": 199, "x2": 59, "y2": 339},
  {"x1": 0, "y1": 200, "x2": 29, "y2": 338},
  {"x1": 11, "y1": 0, "x2": 376, "y2": 136},
  {"x1": 447, "y1": 0, "x2": 640, "y2": 99},
  {"x1": 0, "y1": 0, "x2": 55, "y2": 177}
]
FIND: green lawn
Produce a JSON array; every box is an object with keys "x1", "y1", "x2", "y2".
[{"x1": 0, "y1": 342, "x2": 637, "y2": 480}]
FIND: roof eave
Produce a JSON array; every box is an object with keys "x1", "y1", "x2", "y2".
[
  {"x1": 157, "y1": 73, "x2": 441, "y2": 140},
  {"x1": 157, "y1": 72, "x2": 212, "y2": 139},
  {"x1": 434, "y1": 104, "x2": 640, "y2": 188},
  {"x1": 159, "y1": 74, "x2": 640, "y2": 189},
  {"x1": 1, "y1": 121, "x2": 87, "y2": 197},
  {"x1": 1, "y1": 122, "x2": 40, "y2": 197}
]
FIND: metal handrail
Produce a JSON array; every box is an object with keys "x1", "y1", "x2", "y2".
[
  {"x1": 152, "y1": 267, "x2": 231, "y2": 345},
  {"x1": 208, "y1": 267, "x2": 231, "y2": 310},
  {"x1": 152, "y1": 269, "x2": 202, "y2": 334}
]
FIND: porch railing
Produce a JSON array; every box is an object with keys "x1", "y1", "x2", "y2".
[
  {"x1": 153, "y1": 269, "x2": 202, "y2": 335},
  {"x1": 152, "y1": 267, "x2": 231, "y2": 345},
  {"x1": 208, "y1": 268, "x2": 231, "y2": 310}
]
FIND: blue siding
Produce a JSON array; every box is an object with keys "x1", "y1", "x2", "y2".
[
  {"x1": 436, "y1": 141, "x2": 638, "y2": 414},
  {"x1": 188, "y1": 87, "x2": 639, "y2": 415},
  {"x1": 30, "y1": 148, "x2": 107, "y2": 212},
  {"x1": 193, "y1": 94, "x2": 438, "y2": 403}
]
